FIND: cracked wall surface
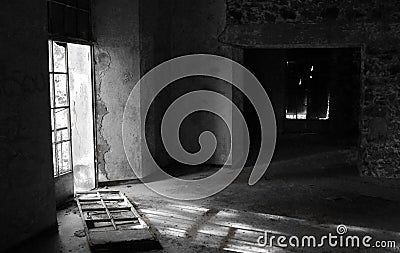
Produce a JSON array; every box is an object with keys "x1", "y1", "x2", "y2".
[
  {"x1": 223, "y1": 0, "x2": 400, "y2": 178},
  {"x1": 92, "y1": 0, "x2": 400, "y2": 180},
  {"x1": 93, "y1": 0, "x2": 235, "y2": 181},
  {"x1": 93, "y1": 0, "x2": 141, "y2": 182}
]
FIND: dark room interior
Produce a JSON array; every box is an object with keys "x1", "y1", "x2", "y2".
[{"x1": 1, "y1": 0, "x2": 400, "y2": 252}]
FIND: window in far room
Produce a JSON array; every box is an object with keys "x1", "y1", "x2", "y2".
[{"x1": 285, "y1": 61, "x2": 330, "y2": 121}]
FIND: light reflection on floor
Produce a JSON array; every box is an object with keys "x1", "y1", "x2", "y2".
[{"x1": 138, "y1": 202, "x2": 400, "y2": 253}]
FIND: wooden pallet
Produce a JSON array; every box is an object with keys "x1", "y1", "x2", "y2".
[{"x1": 76, "y1": 190, "x2": 160, "y2": 252}]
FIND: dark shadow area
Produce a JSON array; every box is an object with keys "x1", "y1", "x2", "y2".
[
  {"x1": 145, "y1": 76, "x2": 232, "y2": 175},
  {"x1": 156, "y1": 48, "x2": 362, "y2": 181},
  {"x1": 162, "y1": 164, "x2": 223, "y2": 179},
  {"x1": 243, "y1": 48, "x2": 361, "y2": 176}
]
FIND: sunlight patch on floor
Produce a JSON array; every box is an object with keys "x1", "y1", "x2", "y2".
[{"x1": 137, "y1": 202, "x2": 400, "y2": 252}]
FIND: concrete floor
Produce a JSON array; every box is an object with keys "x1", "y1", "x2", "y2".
[{"x1": 9, "y1": 142, "x2": 400, "y2": 253}]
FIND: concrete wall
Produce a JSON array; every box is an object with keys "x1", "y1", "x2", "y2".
[
  {"x1": 95, "y1": 0, "x2": 235, "y2": 181},
  {"x1": 142, "y1": 0, "x2": 233, "y2": 168},
  {"x1": 93, "y1": 0, "x2": 141, "y2": 181},
  {"x1": 139, "y1": 0, "x2": 173, "y2": 172},
  {"x1": 169, "y1": 0, "x2": 233, "y2": 166},
  {"x1": 221, "y1": 0, "x2": 400, "y2": 178},
  {"x1": 0, "y1": 0, "x2": 57, "y2": 250},
  {"x1": 139, "y1": 0, "x2": 237, "y2": 177}
]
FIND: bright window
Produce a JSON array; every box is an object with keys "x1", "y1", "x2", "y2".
[
  {"x1": 285, "y1": 61, "x2": 330, "y2": 121},
  {"x1": 49, "y1": 40, "x2": 72, "y2": 176}
]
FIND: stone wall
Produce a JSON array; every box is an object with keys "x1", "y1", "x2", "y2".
[
  {"x1": 226, "y1": 0, "x2": 400, "y2": 24},
  {"x1": 223, "y1": 0, "x2": 400, "y2": 178}
]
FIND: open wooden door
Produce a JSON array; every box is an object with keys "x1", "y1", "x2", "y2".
[
  {"x1": 68, "y1": 43, "x2": 97, "y2": 192},
  {"x1": 50, "y1": 41, "x2": 96, "y2": 203}
]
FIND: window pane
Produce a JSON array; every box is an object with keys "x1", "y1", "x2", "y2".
[
  {"x1": 50, "y1": 2, "x2": 65, "y2": 35},
  {"x1": 48, "y1": 0, "x2": 92, "y2": 41},
  {"x1": 285, "y1": 59, "x2": 331, "y2": 120},
  {"x1": 53, "y1": 42, "x2": 67, "y2": 72},
  {"x1": 65, "y1": 7, "x2": 77, "y2": 37},
  {"x1": 49, "y1": 74, "x2": 55, "y2": 108},
  {"x1": 55, "y1": 108, "x2": 69, "y2": 130},
  {"x1": 296, "y1": 89, "x2": 307, "y2": 119},
  {"x1": 57, "y1": 142, "x2": 71, "y2": 174},
  {"x1": 286, "y1": 92, "x2": 299, "y2": 119},
  {"x1": 77, "y1": 11, "x2": 90, "y2": 39},
  {"x1": 54, "y1": 74, "x2": 69, "y2": 107},
  {"x1": 56, "y1": 128, "x2": 70, "y2": 143}
]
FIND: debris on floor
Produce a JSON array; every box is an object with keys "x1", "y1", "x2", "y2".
[
  {"x1": 76, "y1": 190, "x2": 161, "y2": 252},
  {"x1": 74, "y1": 230, "x2": 86, "y2": 238}
]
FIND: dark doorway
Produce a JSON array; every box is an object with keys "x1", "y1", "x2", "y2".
[{"x1": 243, "y1": 48, "x2": 361, "y2": 166}]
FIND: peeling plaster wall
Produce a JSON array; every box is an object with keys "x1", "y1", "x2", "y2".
[
  {"x1": 93, "y1": 0, "x2": 400, "y2": 180},
  {"x1": 94, "y1": 0, "x2": 236, "y2": 181},
  {"x1": 93, "y1": 0, "x2": 141, "y2": 181},
  {"x1": 0, "y1": 0, "x2": 57, "y2": 250},
  {"x1": 223, "y1": 0, "x2": 400, "y2": 178}
]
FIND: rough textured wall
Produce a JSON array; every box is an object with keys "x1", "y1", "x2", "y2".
[
  {"x1": 169, "y1": 0, "x2": 233, "y2": 165},
  {"x1": 93, "y1": 0, "x2": 141, "y2": 181},
  {"x1": 226, "y1": 0, "x2": 400, "y2": 24},
  {"x1": 94, "y1": 0, "x2": 232, "y2": 180},
  {"x1": 223, "y1": 0, "x2": 400, "y2": 178},
  {"x1": 140, "y1": 0, "x2": 234, "y2": 177},
  {"x1": 0, "y1": 0, "x2": 57, "y2": 250},
  {"x1": 139, "y1": 0, "x2": 173, "y2": 173}
]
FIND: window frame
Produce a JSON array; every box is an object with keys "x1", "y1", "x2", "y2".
[
  {"x1": 48, "y1": 0, "x2": 93, "y2": 42},
  {"x1": 49, "y1": 40, "x2": 74, "y2": 177},
  {"x1": 285, "y1": 61, "x2": 331, "y2": 121}
]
